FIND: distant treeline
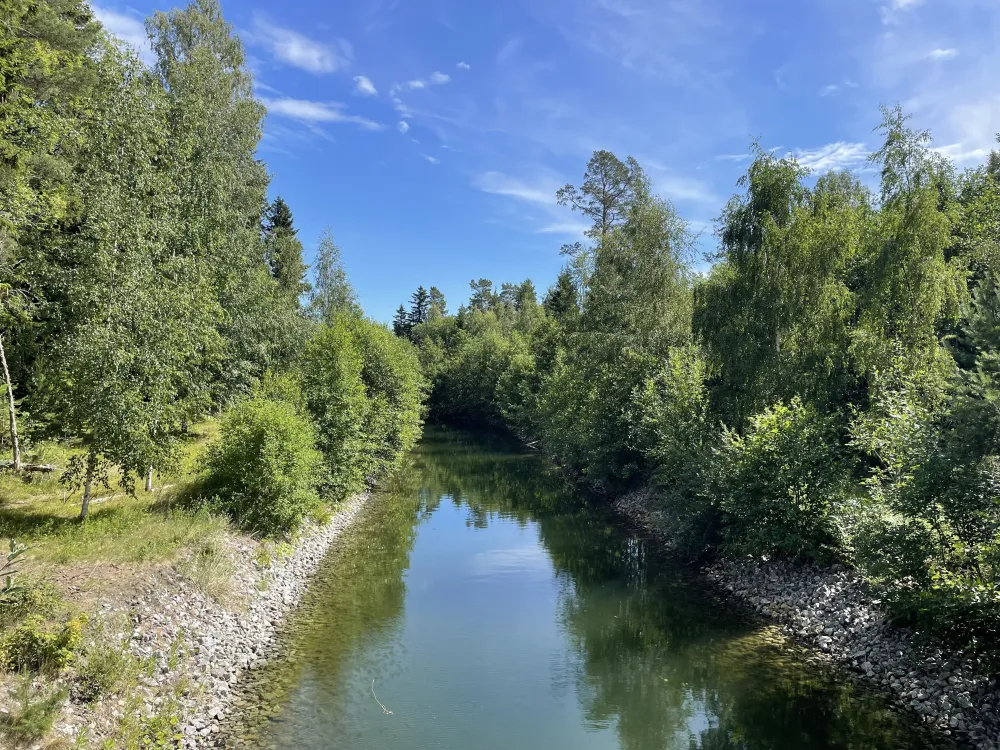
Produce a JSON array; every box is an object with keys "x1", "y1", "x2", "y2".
[
  {"x1": 397, "y1": 115, "x2": 1000, "y2": 652},
  {"x1": 0, "y1": 0, "x2": 424, "y2": 533}
]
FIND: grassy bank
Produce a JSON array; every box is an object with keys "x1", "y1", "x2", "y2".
[{"x1": 0, "y1": 422, "x2": 256, "y2": 748}]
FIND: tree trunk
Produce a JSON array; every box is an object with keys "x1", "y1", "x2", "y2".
[
  {"x1": 0, "y1": 335, "x2": 20, "y2": 472},
  {"x1": 145, "y1": 465, "x2": 153, "y2": 492},
  {"x1": 79, "y1": 449, "x2": 96, "y2": 521}
]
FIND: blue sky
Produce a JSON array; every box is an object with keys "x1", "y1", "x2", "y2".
[{"x1": 93, "y1": 0, "x2": 999, "y2": 323}]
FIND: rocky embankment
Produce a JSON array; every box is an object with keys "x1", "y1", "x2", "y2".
[
  {"x1": 614, "y1": 488, "x2": 1000, "y2": 750},
  {"x1": 53, "y1": 494, "x2": 368, "y2": 748}
]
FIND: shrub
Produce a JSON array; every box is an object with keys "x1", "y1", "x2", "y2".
[
  {"x1": 632, "y1": 345, "x2": 720, "y2": 558},
  {"x1": 716, "y1": 397, "x2": 850, "y2": 559},
  {"x1": 0, "y1": 676, "x2": 69, "y2": 745},
  {"x1": 298, "y1": 318, "x2": 370, "y2": 500},
  {"x1": 848, "y1": 360, "x2": 1000, "y2": 651},
  {"x1": 0, "y1": 613, "x2": 87, "y2": 672},
  {"x1": 201, "y1": 396, "x2": 323, "y2": 537}
]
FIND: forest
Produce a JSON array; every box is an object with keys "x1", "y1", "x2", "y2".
[
  {"x1": 0, "y1": 0, "x2": 425, "y2": 536},
  {"x1": 395, "y1": 116, "x2": 1000, "y2": 654}
]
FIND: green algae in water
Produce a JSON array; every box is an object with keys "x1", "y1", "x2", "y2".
[{"x1": 224, "y1": 427, "x2": 953, "y2": 750}]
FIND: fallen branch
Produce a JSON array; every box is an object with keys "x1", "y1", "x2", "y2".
[{"x1": 0, "y1": 461, "x2": 58, "y2": 473}]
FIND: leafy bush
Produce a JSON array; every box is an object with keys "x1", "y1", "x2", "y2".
[
  {"x1": 848, "y1": 359, "x2": 1000, "y2": 650},
  {"x1": 632, "y1": 345, "x2": 720, "y2": 558},
  {"x1": 0, "y1": 613, "x2": 87, "y2": 672},
  {"x1": 201, "y1": 396, "x2": 323, "y2": 537},
  {"x1": 298, "y1": 318, "x2": 370, "y2": 500},
  {"x1": 348, "y1": 317, "x2": 426, "y2": 476},
  {"x1": 299, "y1": 316, "x2": 426, "y2": 500},
  {"x1": 716, "y1": 397, "x2": 850, "y2": 559},
  {"x1": 0, "y1": 676, "x2": 69, "y2": 745}
]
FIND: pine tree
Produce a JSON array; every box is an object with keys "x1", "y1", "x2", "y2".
[
  {"x1": 392, "y1": 305, "x2": 410, "y2": 338},
  {"x1": 429, "y1": 286, "x2": 447, "y2": 320},
  {"x1": 409, "y1": 286, "x2": 430, "y2": 327},
  {"x1": 469, "y1": 279, "x2": 495, "y2": 312},
  {"x1": 263, "y1": 196, "x2": 309, "y2": 301}
]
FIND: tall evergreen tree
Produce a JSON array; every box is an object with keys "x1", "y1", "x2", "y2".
[
  {"x1": 429, "y1": 286, "x2": 447, "y2": 320},
  {"x1": 392, "y1": 304, "x2": 410, "y2": 338},
  {"x1": 409, "y1": 286, "x2": 430, "y2": 327},
  {"x1": 263, "y1": 196, "x2": 309, "y2": 301},
  {"x1": 469, "y1": 279, "x2": 495, "y2": 312}
]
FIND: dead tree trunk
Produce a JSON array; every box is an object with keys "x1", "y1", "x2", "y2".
[
  {"x1": 0, "y1": 335, "x2": 20, "y2": 472},
  {"x1": 145, "y1": 465, "x2": 153, "y2": 492}
]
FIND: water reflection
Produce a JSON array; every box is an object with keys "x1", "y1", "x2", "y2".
[{"x1": 224, "y1": 427, "x2": 950, "y2": 750}]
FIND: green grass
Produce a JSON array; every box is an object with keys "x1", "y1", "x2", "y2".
[
  {"x1": 0, "y1": 422, "x2": 230, "y2": 568},
  {"x1": 0, "y1": 675, "x2": 69, "y2": 746}
]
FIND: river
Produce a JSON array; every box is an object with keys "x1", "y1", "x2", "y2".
[{"x1": 224, "y1": 427, "x2": 950, "y2": 749}]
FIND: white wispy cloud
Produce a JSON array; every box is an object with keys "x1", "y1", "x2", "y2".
[
  {"x1": 475, "y1": 172, "x2": 556, "y2": 205},
  {"x1": 421, "y1": 154, "x2": 440, "y2": 164},
  {"x1": 250, "y1": 16, "x2": 351, "y2": 74},
  {"x1": 793, "y1": 141, "x2": 869, "y2": 172},
  {"x1": 389, "y1": 97, "x2": 414, "y2": 122},
  {"x1": 882, "y1": 0, "x2": 924, "y2": 24},
  {"x1": 391, "y1": 72, "x2": 452, "y2": 94},
  {"x1": 926, "y1": 48, "x2": 958, "y2": 60},
  {"x1": 475, "y1": 171, "x2": 588, "y2": 236},
  {"x1": 397, "y1": 121, "x2": 410, "y2": 134},
  {"x1": 818, "y1": 80, "x2": 858, "y2": 97},
  {"x1": 262, "y1": 97, "x2": 382, "y2": 130},
  {"x1": 933, "y1": 142, "x2": 991, "y2": 164},
  {"x1": 91, "y1": 4, "x2": 153, "y2": 64},
  {"x1": 715, "y1": 153, "x2": 751, "y2": 162},
  {"x1": 353, "y1": 75, "x2": 377, "y2": 96},
  {"x1": 457, "y1": 61, "x2": 471, "y2": 70}
]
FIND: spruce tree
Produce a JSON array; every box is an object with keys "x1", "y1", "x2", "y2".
[
  {"x1": 392, "y1": 305, "x2": 410, "y2": 337},
  {"x1": 409, "y1": 286, "x2": 430, "y2": 327}
]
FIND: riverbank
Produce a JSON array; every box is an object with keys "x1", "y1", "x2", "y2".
[
  {"x1": 614, "y1": 487, "x2": 1000, "y2": 750},
  {"x1": 0, "y1": 479, "x2": 368, "y2": 748}
]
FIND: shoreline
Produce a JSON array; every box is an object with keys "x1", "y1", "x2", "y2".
[
  {"x1": 44, "y1": 493, "x2": 370, "y2": 748},
  {"x1": 613, "y1": 487, "x2": 1000, "y2": 750}
]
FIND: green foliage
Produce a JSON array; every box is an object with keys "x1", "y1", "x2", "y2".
[
  {"x1": 298, "y1": 316, "x2": 425, "y2": 499},
  {"x1": 201, "y1": 396, "x2": 323, "y2": 537},
  {"x1": 632, "y1": 346, "x2": 719, "y2": 557},
  {"x1": 298, "y1": 318, "x2": 369, "y2": 499},
  {"x1": 0, "y1": 612, "x2": 86, "y2": 672},
  {"x1": 716, "y1": 398, "x2": 851, "y2": 559},
  {"x1": 0, "y1": 675, "x2": 69, "y2": 745}
]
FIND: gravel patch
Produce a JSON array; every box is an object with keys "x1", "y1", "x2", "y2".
[
  {"x1": 47, "y1": 494, "x2": 368, "y2": 748},
  {"x1": 614, "y1": 488, "x2": 1000, "y2": 750}
]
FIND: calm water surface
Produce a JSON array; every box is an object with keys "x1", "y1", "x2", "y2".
[{"x1": 228, "y1": 428, "x2": 950, "y2": 750}]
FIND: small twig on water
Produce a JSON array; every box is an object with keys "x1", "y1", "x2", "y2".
[{"x1": 372, "y1": 678, "x2": 393, "y2": 715}]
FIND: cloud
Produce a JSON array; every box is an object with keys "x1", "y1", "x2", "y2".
[
  {"x1": 457, "y1": 61, "x2": 471, "y2": 70},
  {"x1": 475, "y1": 172, "x2": 557, "y2": 205},
  {"x1": 421, "y1": 154, "x2": 440, "y2": 164},
  {"x1": 353, "y1": 75, "x2": 377, "y2": 96},
  {"x1": 392, "y1": 73, "x2": 452, "y2": 94},
  {"x1": 793, "y1": 141, "x2": 869, "y2": 172},
  {"x1": 262, "y1": 97, "x2": 382, "y2": 130},
  {"x1": 925, "y1": 48, "x2": 958, "y2": 60},
  {"x1": 881, "y1": 0, "x2": 924, "y2": 24},
  {"x1": 392, "y1": 97, "x2": 414, "y2": 119},
  {"x1": 933, "y1": 142, "x2": 991, "y2": 164},
  {"x1": 538, "y1": 221, "x2": 591, "y2": 235},
  {"x1": 715, "y1": 153, "x2": 751, "y2": 162},
  {"x1": 397, "y1": 121, "x2": 410, "y2": 134},
  {"x1": 818, "y1": 80, "x2": 858, "y2": 97},
  {"x1": 251, "y1": 16, "x2": 351, "y2": 74},
  {"x1": 497, "y1": 37, "x2": 522, "y2": 63},
  {"x1": 91, "y1": 4, "x2": 153, "y2": 64}
]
